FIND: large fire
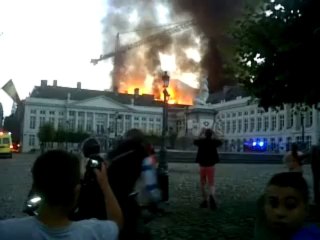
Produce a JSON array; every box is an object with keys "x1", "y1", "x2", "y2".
[{"x1": 118, "y1": 52, "x2": 200, "y2": 105}]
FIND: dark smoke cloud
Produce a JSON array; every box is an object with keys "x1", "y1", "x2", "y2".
[
  {"x1": 172, "y1": 0, "x2": 257, "y2": 92},
  {"x1": 101, "y1": 0, "x2": 254, "y2": 99}
]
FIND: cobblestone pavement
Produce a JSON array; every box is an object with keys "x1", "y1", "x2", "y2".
[{"x1": 0, "y1": 154, "x2": 315, "y2": 240}]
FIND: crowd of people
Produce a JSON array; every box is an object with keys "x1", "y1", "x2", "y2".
[{"x1": 0, "y1": 128, "x2": 320, "y2": 239}]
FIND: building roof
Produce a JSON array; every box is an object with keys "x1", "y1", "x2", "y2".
[
  {"x1": 30, "y1": 85, "x2": 189, "y2": 109},
  {"x1": 207, "y1": 85, "x2": 249, "y2": 104}
]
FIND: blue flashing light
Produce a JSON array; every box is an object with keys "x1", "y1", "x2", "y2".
[
  {"x1": 252, "y1": 141, "x2": 257, "y2": 147},
  {"x1": 259, "y1": 141, "x2": 264, "y2": 147}
]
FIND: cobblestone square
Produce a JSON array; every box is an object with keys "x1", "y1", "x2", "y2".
[{"x1": 0, "y1": 154, "x2": 315, "y2": 239}]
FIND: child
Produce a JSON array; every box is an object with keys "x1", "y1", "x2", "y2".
[{"x1": 254, "y1": 172, "x2": 320, "y2": 240}]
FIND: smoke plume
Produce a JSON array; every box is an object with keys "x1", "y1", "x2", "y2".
[{"x1": 101, "y1": 0, "x2": 253, "y2": 102}]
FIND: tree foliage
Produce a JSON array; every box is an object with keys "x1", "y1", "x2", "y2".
[
  {"x1": 38, "y1": 123, "x2": 55, "y2": 143},
  {"x1": 232, "y1": 0, "x2": 320, "y2": 109}
]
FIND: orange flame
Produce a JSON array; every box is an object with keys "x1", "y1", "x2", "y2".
[{"x1": 119, "y1": 78, "x2": 194, "y2": 105}]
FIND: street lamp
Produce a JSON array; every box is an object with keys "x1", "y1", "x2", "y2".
[{"x1": 158, "y1": 71, "x2": 170, "y2": 202}]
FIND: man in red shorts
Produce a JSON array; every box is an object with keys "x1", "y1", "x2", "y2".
[{"x1": 194, "y1": 128, "x2": 222, "y2": 210}]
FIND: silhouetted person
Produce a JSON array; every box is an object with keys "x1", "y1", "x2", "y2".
[
  {"x1": 194, "y1": 128, "x2": 222, "y2": 210},
  {"x1": 0, "y1": 150, "x2": 123, "y2": 240},
  {"x1": 283, "y1": 143, "x2": 305, "y2": 174}
]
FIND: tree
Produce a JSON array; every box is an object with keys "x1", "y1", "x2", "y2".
[
  {"x1": 38, "y1": 123, "x2": 55, "y2": 152},
  {"x1": 3, "y1": 114, "x2": 20, "y2": 143},
  {"x1": 232, "y1": 0, "x2": 320, "y2": 110}
]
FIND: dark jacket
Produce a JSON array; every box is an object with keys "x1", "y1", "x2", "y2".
[
  {"x1": 107, "y1": 139, "x2": 149, "y2": 240},
  {"x1": 194, "y1": 138, "x2": 222, "y2": 167}
]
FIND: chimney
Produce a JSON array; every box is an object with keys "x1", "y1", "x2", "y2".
[
  {"x1": 40, "y1": 80, "x2": 47, "y2": 87},
  {"x1": 53, "y1": 80, "x2": 57, "y2": 87},
  {"x1": 77, "y1": 82, "x2": 81, "y2": 89},
  {"x1": 134, "y1": 88, "x2": 139, "y2": 98}
]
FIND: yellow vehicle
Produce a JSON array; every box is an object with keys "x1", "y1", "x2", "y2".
[{"x1": 0, "y1": 132, "x2": 13, "y2": 158}]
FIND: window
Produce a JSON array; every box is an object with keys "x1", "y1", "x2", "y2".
[
  {"x1": 125, "y1": 115, "x2": 131, "y2": 120},
  {"x1": 227, "y1": 113, "x2": 230, "y2": 118},
  {"x1": 286, "y1": 137, "x2": 292, "y2": 151},
  {"x1": 29, "y1": 135, "x2": 35, "y2": 146},
  {"x1": 271, "y1": 138, "x2": 276, "y2": 151},
  {"x1": 59, "y1": 111, "x2": 64, "y2": 116},
  {"x1": 109, "y1": 121, "x2": 115, "y2": 132},
  {"x1": 86, "y1": 121, "x2": 93, "y2": 132},
  {"x1": 156, "y1": 124, "x2": 161, "y2": 133},
  {"x1": 78, "y1": 112, "x2": 85, "y2": 117},
  {"x1": 39, "y1": 117, "x2": 45, "y2": 127},
  {"x1": 221, "y1": 114, "x2": 225, "y2": 119},
  {"x1": 156, "y1": 118, "x2": 161, "y2": 122},
  {"x1": 134, "y1": 122, "x2": 140, "y2": 128},
  {"x1": 257, "y1": 117, "x2": 262, "y2": 131},
  {"x1": 288, "y1": 111, "x2": 294, "y2": 128},
  {"x1": 134, "y1": 116, "x2": 139, "y2": 121},
  {"x1": 58, "y1": 118, "x2": 64, "y2": 129},
  {"x1": 296, "y1": 136, "x2": 302, "y2": 143},
  {"x1": 149, "y1": 123, "x2": 154, "y2": 131},
  {"x1": 232, "y1": 120, "x2": 236, "y2": 133},
  {"x1": 251, "y1": 110, "x2": 255, "y2": 115},
  {"x1": 142, "y1": 123, "x2": 147, "y2": 131},
  {"x1": 69, "y1": 111, "x2": 75, "y2": 117},
  {"x1": 2, "y1": 138, "x2": 9, "y2": 144},
  {"x1": 30, "y1": 116, "x2": 36, "y2": 129},
  {"x1": 244, "y1": 111, "x2": 248, "y2": 116},
  {"x1": 149, "y1": 118, "x2": 154, "y2": 122},
  {"x1": 250, "y1": 118, "x2": 255, "y2": 132},
  {"x1": 142, "y1": 117, "x2": 147, "y2": 121},
  {"x1": 125, "y1": 121, "x2": 131, "y2": 131},
  {"x1": 49, "y1": 111, "x2": 55, "y2": 115},
  {"x1": 232, "y1": 113, "x2": 236, "y2": 118},
  {"x1": 307, "y1": 111, "x2": 313, "y2": 127},
  {"x1": 226, "y1": 121, "x2": 231, "y2": 133},
  {"x1": 238, "y1": 119, "x2": 242, "y2": 133},
  {"x1": 30, "y1": 109, "x2": 36, "y2": 114},
  {"x1": 238, "y1": 112, "x2": 242, "y2": 117},
  {"x1": 306, "y1": 136, "x2": 312, "y2": 149},
  {"x1": 49, "y1": 117, "x2": 55, "y2": 125},
  {"x1": 264, "y1": 116, "x2": 269, "y2": 131},
  {"x1": 271, "y1": 116, "x2": 277, "y2": 131},
  {"x1": 78, "y1": 120, "x2": 85, "y2": 131},
  {"x1": 279, "y1": 115, "x2": 285, "y2": 130},
  {"x1": 244, "y1": 119, "x2": 248, "y2": 132},
  {"x1": 40, "y1": 110, "x2": 46, "y2": 115},
  {"x1": 69, "y1": 119, "x2": 75, "y2": 131}
]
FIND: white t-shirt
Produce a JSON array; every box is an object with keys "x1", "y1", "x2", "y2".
[{"x1": 0, "y1": 216, "x2": 118, "y2": 240}]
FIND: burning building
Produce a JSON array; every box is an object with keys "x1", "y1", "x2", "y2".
[{"x1": 92, "y1": 0, "x2": 253, "y2": 105}]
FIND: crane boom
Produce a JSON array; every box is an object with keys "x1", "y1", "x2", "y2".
[{"x1": 91, "y1": 20, "x2": 194, "y2": 65}]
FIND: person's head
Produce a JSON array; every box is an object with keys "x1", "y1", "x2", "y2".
[
  {"x1": 32, "y1": 150, "x2": 81, "y2": 211},
  {"x1": 205, "y1": 129, "x2": 213, "y2": 139},
  {"x1": 124, "y1": 128, "x2": 145, "y2": 142},
  {"x1": 263, "y1": 172, "x2": 309, "y2": 235},
  {"x1": 82, "y1": 138, "x2": 100, "y2": 158}
]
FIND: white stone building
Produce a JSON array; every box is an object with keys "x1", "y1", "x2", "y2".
[
  {"x1": 21, "y1": 80, "x2": 169, "y2": 152},
  {"x1": 182, "y1": 86, "x2": 319, "y2": 153},
  {"x1": 21, "y1": 81, "x2": 319, "y2": 153}
]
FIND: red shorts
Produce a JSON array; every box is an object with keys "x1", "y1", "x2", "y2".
[{"x1": 200, "y1": 166, "x2": 215, "y2": 186}]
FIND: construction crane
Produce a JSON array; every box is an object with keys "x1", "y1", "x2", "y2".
[{"x1": 90, "y1": 19, "x2": 195, "y2": 65}]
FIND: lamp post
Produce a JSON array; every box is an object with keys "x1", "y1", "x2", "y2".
[
  {"x1": 158, "y1": 71, "x2": 170, "y2": 202},
  {"x1": 114, "y1": 112, "x2": 119, "y2": 138}
]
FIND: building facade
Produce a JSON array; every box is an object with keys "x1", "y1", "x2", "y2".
[
  {"x1": 21, "y1": 81, "x2": 320, "y2": 153},
  {"x1": 22, "y1": 80, "x2": 167, "y2": 152},
  {"x1": 182, "y1": 85, "x2": 320, "y2": 153}
]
